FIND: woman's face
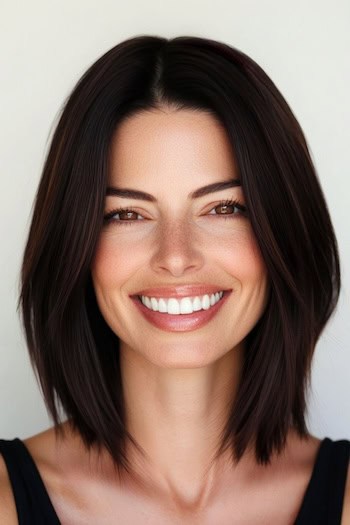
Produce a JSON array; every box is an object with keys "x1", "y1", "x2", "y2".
[{"x1": 91, "y1": 108, "x2": 269, "y2": 367}]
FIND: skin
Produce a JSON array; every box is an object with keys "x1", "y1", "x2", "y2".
[
  {"x1": 0, "y1": 107, "x2": 349, "y2": 524},
  {"x1": 91, "y1": 106, "x2": 270, "y2": 504}
]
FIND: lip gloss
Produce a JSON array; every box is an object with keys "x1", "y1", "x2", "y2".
[{"x1": 130, "y1": 291, "x2": 231, "y2": 332}]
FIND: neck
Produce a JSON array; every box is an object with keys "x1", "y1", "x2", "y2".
[{"x1": 119, "y1": 341, "x2": 246, "y2": 511}]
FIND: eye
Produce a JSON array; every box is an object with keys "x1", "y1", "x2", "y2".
[
  {"x1": 207, "y1": 199, "x2": 247, "y2": 218},
  {"x1": 103, "y1": 199, "x2": 247, "y2": 227},
  {"x1": 103, "y1": 207, "x2": 143, "y2": 226}
]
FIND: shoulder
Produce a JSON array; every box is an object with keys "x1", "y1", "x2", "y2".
[
  {"x1": 341, "y1": 459, "x2": 350, "y2": 525},
  {"x1": 0, "y1": 424, "x2": 71, "y2": 525},
  {"x1": 0, "y1": 447, "x2": 18, "y2": 524},
  {"x1": 314, "y1": 438, "x2": 350, "y2": 525}
]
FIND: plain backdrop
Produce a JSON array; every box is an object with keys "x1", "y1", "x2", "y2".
[{"x1": 0, "y1": 0, "x2": 349, "y2": 440}]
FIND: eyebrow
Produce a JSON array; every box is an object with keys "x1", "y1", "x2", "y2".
[{"x1": 106, "y1": 179, "x2": 241, "y2": 201}]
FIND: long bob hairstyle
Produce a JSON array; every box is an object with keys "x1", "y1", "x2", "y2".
[{"x1": 20, "y1": 35, "x2": 340, "y2": 474}]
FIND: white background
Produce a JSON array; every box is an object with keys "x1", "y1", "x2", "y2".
[{"x1": 0, "y1": 0, "x2": 349, "y2": 439}]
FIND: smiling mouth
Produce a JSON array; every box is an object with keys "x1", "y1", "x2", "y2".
[
  {"x1": 129, "y1": 290, "x2": 232, "y2": 332},
  {"x1": 136, "y1": 290, "x2": 227, "y2": 315}
]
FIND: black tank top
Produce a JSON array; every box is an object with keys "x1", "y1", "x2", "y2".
[{"x1": 0, "y1": 436, "x2": 349, "y2": 524}]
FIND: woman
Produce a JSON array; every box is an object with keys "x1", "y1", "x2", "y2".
[{"x1": 0, "y1": 35, "x2": 349, "y2": 524}]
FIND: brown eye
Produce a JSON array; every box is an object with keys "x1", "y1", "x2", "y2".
[
  {"x1": 103, "y1": 207, "x2": 144, "y2": 225},
  {"x1": 117, "y1": 210, "x2": 139, "y2": 221},
  {"x1": 209, "y1": 199, "x2": 247, "y2": 217}
]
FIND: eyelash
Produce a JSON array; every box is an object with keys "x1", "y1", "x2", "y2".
[{"x1": 103, "y1": 199, "x2": 247, "y2": 226}]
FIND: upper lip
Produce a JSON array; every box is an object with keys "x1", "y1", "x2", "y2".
[{"x1": 131, "y1": 285, "x2": 231, "y2": 299}]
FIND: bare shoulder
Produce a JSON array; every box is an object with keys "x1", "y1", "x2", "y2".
[
  {"x1": 21, "y1": 421, "x2": 79, "y2": 492},
  {"x1": 0, "y1": 452, "x2": 18, "y2": 524},
  {"x1": 0, "y1": 423, "x2": 73, "y2": 525},
  {"x1": 341, "y1": 462, "x2": 350, "y2": 525},
  {"x1": 22, "y1": 420, "x2": 81, "y2": 468}
]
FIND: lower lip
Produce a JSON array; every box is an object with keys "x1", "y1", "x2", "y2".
[{"x1": 130, "y1": 291, "x2": 232, "y2": 332}]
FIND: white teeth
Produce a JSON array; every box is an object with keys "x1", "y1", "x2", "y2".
[
  {"x1": 202, "y1": 295, "x2": 210, "y2": 310},
  {"x1": 158, "y1": 298, "x2": 167, "y2": 313},
  {"x1": 192, "y1": 296, "x2": 202, "y2": 312},
  {"x1": 168, "y1": 298, "x2": 180, "y2": 314},
  {"x1": 140, "y1": 291, "x2": 224, "y2": 315},
  {"x1": 144, "y1": 296, "x2": 152, "y2": 309},
  {"x1": 150, "y1": 297, "x2": 158, "y2": 311},
  {"x1": 179, "y1": 298, "x2": 193, "y2": 314}
]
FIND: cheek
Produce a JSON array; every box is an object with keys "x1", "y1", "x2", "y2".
[
  {"x1": 240, "y1": 240, "x2": 267, "y2": 283},
  {"x1": 214, "y1": 229, "x2": 267, "y2": 284},
  {"x1": 221, "y1": 234, "x2": 270, "y2": 330},
  {"x1": 91, "y1": 235, "x2": 139, "y2": 287},
  {"x1": 91, "y1": 226, "x2": 268, "y2": 290}
]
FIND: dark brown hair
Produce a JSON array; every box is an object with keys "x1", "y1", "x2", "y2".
[{"x1": 19, "y1": 35, "x2": 340, "y2": 473}]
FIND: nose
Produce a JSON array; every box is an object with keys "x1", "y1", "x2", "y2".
[{"x1": 150, "y1": 218, "x2": 205, "y2": 277}]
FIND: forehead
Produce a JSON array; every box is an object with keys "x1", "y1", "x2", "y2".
[{"x1": 108, "y1": 109, "x2": 238, "y2": 189}]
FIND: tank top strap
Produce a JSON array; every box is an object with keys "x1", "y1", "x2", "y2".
[
  {"x1": 295, "y1": 437, "x2": 350, "y2": 524},
  {"x1": 0, "y1": 438, "x2": 60, "y2": 525}
]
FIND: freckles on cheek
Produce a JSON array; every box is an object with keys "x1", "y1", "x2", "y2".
[
  {"x1": 91, "y1": 236, "x2": 142, "y2": 288},
  {"x1": 220, "y1": 232, "x2": 267, "y2": 280}
]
